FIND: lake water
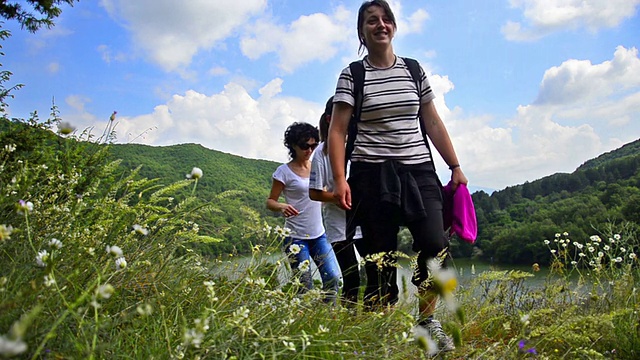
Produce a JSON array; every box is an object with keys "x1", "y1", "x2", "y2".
[{"x1": 212, "y1": 253, "x2": 551, "y2": 306}]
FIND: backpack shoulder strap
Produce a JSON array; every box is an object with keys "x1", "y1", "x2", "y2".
[
  {"x1": 403, "y1": 57, "x2": 421, "y2": 87},
  {"x1": 402, "y1": 57, "x2": 432, "y2": 153},
  {"x1": 345, "y1": 60, "x2": 365, "y2": 169}
]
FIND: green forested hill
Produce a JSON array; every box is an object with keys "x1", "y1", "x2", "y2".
[
  {"x1": 469, "y1": 139, "x2": 640, "y2": 265},
  {"x1": 108, "y1": 142, "x2": 278, "y2": 213}
]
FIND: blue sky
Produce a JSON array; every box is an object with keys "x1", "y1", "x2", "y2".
[{"x1": 2, "y1": 0, "x2": 639, "y2": 191}]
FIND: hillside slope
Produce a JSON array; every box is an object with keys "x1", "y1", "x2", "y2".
[
  {"x1": 470, "y1": 138, "x2": 640, "y2": 265},
  {"x1": 108, "y1": 142, "x2": 279, "y2": 214}
]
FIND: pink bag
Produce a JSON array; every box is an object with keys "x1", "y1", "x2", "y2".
[{"x1": 442, "y1": 182, "x2": 477, "y2": 244}]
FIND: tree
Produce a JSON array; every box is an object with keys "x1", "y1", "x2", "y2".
[{"x1": 0, "y1": 0, "x2": 78, "y2": 32}]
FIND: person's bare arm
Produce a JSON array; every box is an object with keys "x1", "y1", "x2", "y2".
[
  {"x1": 309, "y1": 188, "x2": 338, "y2": 203},
  {"x1": 266, "y1": 179, "x2": 299, "y2": 217},
  {"x1": 327, "y1": 101, "x2": 353, "y2": 210},
  {"x1": 420, "y1": 101, "x2": 468, "y2": 188}
]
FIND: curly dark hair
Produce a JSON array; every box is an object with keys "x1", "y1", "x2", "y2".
[{"x1": 283, "y1": 122, "x2": 319, "y2": 160}]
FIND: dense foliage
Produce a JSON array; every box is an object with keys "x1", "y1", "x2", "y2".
[
  {"x1": 471, "y1": 140, "x2": 640, "y2": 265},
  {"x1": 107, "y1": 142, "x2": 282, "y2": 256},
  {"x1": 0, "y1": 0, "x2": 78, "y2": 32}
]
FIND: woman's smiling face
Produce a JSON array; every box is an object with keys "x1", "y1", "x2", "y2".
[{"x1": 360, "y1": 5, "x2": 396, "y2": 50}]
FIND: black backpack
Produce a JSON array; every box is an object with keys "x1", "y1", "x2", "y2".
[{"x1": 344, "y1": 57, "x2": 432, "y2": 168}]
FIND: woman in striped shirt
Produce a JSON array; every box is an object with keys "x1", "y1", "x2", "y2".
[{"x1": 327, "y1": 0, "x2": 468, "y2": 352}]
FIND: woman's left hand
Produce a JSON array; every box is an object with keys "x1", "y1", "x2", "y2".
[{"x1": 451, "y1": 167, "x2": 468, "y2": 191}]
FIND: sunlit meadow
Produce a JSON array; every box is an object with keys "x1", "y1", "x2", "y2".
[{"x1": 1, "y1": 106, "x2": 638, "y2": 358}]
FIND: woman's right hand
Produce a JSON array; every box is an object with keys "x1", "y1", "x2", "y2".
[
  {"x1": 281, "y1": 204, "x2": 300, "y2": 218},
  {"x1": 333, "y1": 179, "x2": 352, "y2": 210}
]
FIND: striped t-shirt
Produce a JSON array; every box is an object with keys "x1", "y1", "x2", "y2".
[{"x1": 334, "y1": 56, "x2": 436, "y2": 165}]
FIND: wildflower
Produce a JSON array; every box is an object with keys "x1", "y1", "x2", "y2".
[
  {"x1": 613, "y1": 234, "x2": 621, "y2": 241},
  {"x1": 412, "y1": 326, "x2": 438, "y2": 356},
  {"x1": 115, "y1": 257, "x2": 127, "y2": 270},
  {"x1": 579, "y1": 253, "x2": 586, "y2": 257},
  {"x1": 57, "y1": 121, "x2": 76, "y2": 135},
  {"x1": 35, "y1": 250, "x2": 49, "y2": 267},
  {"x1": 183, "y1": 328, "x2": 205, "y2": 348},
  {"x1": 574, "y1": 242, "x2": 583, "y2": 249},
  {"x1": 550, "y1": 249, "x2": 556, "y2": 254},
  {"x1": 590, "y1": 235, "x2": 601, "y2": 242},
  {"x1": 609, "y1": 238, "x2": 615, "y2": 243},
  {"x1": 543, "y1": 240, "x2": 550, "y2": 245},
  {"x1": 0, "y1": 225, "x2": 13, "y2": 241},
  {"x1": 298, "y1": 259, "x2": 310, "y2": 272},
  {"x1": 318, "y1": 325, "x2": 329, "y2": 333},
  {"x1": 0, "y1": 335, "x2": 27, "y2": 357},
  {"x1": 620, "y1": 247, "x2": 626, "y2": 253},
  {"x1": 518, "y1": 339, "x2": 537, "y2": 354},
  {"x1": 110, "y1": 111, "x2": 117, "y2": 121},
  {"x1": 16, "y1": 200, "x2": 33, "y2": 215},
  {"x1": 532, "y1": 263, "x2": 540, "y2": 272},
  {"x1": 555, "y1": 233, "x2": 561, "y2": 238},
  {"x1": 563, "y1": 232, "x2": 569, "y2": 236},
  {"x1": 588, "y1": 247, "x2": 595, "y2": 253},
  {"x1": 289, "y1": 244, "x2": 302, "y2": 255},
  {"x1": 614, "y1": 257, "x2": 623, "y2": 263},
  {"x1": 186, "y1": 167, "x2": 203, "y2": 180},
  {"x1": 4, "y1": 144, "x2": 16, "y2": 153},
  {"x1": 96, "y1": 284, "x2": 115, "y2": 299},
  {"x1": 48, "y1": 238, "x2": 63, "y2": 249},
  {"x1": 520, "y1": 314, "x2": 530, "y2": 326},
  {"x1": 571, "y1": 261, "x2": 577, "y2": 266},
  {"x1": 471, "y1": 264, "x2": 476, "y2": 275},
  {"x1": 630, "y1": 253, "x2": 637, "y2": 260},
  {"x1": 43, "y1": 274, "x2": 56, "y2": 287},
  {"x1": 136, "y1": 303, "x2": 153, "y2": 316},
  {"x1": 604, "y1": 245, "x2": 610, "y2": 251},
  {"x1": 132, "y1": 224, "x2": 149, "y2": 236},
  {"x1": 262, "y1": 224, "x2": 272, "y2": 236},
  {"x1": 106, "y1": 245, "x2": 123, "y2": 257},
  {"x1": 283, "y1": 340, "x2": 296, "y2": 352}
]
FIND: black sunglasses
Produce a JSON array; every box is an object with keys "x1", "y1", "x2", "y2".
[{"x1": 297, "y1": 142, "x2": 318, "y2": 151}]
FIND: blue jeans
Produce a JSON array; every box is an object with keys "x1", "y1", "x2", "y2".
[{"x1": 284, "y1": 233, "x2": 340, "y2": 303}]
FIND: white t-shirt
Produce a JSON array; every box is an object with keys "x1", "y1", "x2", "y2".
[
  {"x1": 272, "y1": 163, "x2": 324, "y2": 240},
  {"x1": 309, "y1": 143, "x2": 362, "y2": 243}
]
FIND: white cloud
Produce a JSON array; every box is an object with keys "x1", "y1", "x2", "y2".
[
  {"x1": 536, "y1": 46, "x2": 640, "y2": 105},
  {"x1": 386, "y1": 0, "x2": 430, "y2": 35},
  {"x1": 47, "y1": 62, "x2": 60, "y2": 74},
  {"x1": 78, "y1": 79, "x2": 322, "y2": 162},
  {"x1": 240, "y1": 2, "x2": 430, "y2": 73},
  {"x1": 101, "y1": 0, "x2": 266, "y2": 71},
  {"x1": 240, "y1": 7, "x2": 351, "y2": 73},
  {"x1": 443, "y1": 46, "x2": 640, "y2": 189},
  {"x1": 502, "y1": 0, "x2": 640, "y2": 41}
]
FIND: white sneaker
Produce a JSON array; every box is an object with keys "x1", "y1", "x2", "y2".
[{"x1": 423, "y1": 319, "x2": 455, "y2": 352}]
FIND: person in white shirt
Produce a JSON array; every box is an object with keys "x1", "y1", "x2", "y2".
[
  {"x1": 267, "y1": 122, "x2": 341, "y2": 303},
  {"x1": 309, "y1": 96, "x2": 362, "y2": 305}
]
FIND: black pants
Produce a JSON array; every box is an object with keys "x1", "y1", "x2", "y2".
[
  {"x1": 347, "y1": 161, "x2": 449, "y2": 307},
  {"x1": 331, "y1": 239, "x2": 360, "y2": 304}
]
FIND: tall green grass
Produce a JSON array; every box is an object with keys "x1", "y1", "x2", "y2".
[{"x1": 1, "y1": 115, "x2": 638, "y2": 359}]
